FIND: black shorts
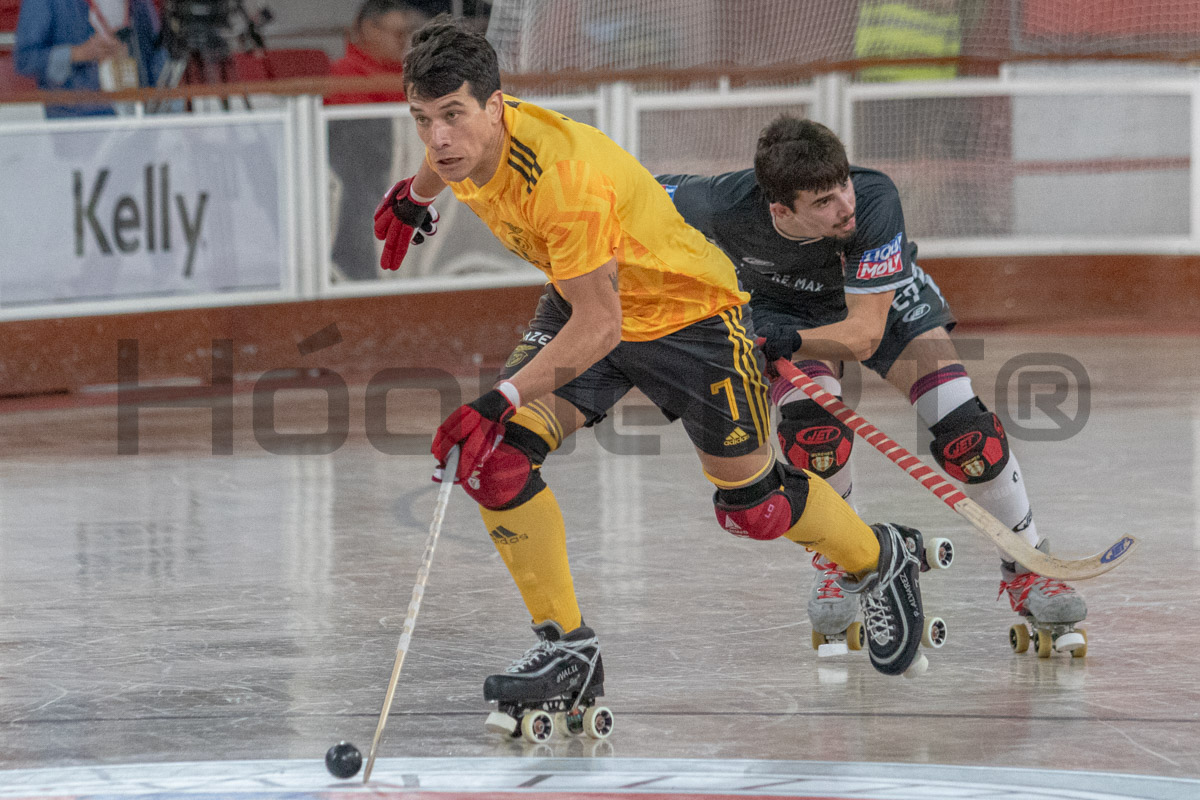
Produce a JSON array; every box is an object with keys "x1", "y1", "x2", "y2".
[
  {"x1": 499, "y1": 287, "x2": 771, "y2": 457},
  {"x1": 751, "y1": 264, "x2": 957, "y2": 378}
]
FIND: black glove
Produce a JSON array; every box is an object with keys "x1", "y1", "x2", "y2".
[{"x1": 756, "y1": 324, "x2": 803, "y2": 363}]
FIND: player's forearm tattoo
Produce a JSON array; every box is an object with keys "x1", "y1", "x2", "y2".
[{"x1": 610, "y1": 272, "x2": 619, "y2": 292}]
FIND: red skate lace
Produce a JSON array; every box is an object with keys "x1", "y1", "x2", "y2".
[
  {"x1": 811, "y1": 552, "x2": 845, "y2": 600},
  {"x1": 997, "y1": 571, "x2": 1074, "y2": 613}
]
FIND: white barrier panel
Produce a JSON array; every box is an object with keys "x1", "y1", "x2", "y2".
[{"x1": 0, "y1": 116, "x2": 291, "y2": 308}]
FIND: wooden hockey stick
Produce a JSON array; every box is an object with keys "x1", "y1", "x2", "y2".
[
  {"x1": 362, "y1": 447, "x2": 458, "y2": 784},
  {"x1": 773, "y1": 359, "x2": 1136, "y2": 581}
]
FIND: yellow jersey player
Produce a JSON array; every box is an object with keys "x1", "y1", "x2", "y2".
[{"x1": 372, "y1": 15, "x2": 948, "y2": 740}]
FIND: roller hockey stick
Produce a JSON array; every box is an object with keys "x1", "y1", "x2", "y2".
[
  {"x1": 772, "y1": 359, "x2": 1136, "y2": 581},
  {"x1": 363, "y1": 447, "x2": 458, "y2": 784}
]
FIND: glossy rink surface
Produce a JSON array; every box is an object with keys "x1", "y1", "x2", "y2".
[{"x1": 0, "y1": 334, "x2": 1197, "y2": 785}]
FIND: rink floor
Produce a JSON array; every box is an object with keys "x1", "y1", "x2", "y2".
[{"x1": 1, "y1": 332, "x2": 1197, "y2": 799}]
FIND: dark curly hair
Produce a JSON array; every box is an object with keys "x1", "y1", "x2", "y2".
[
  {"x1": 753, "y1": 116, "x2": 850, "y2": 207},
  {"x1": 403, "y1": 13, "x2": 501, "y2": 106}
]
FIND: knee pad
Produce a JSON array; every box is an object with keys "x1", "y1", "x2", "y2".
[
  {"x1": 777, "y1": 399, "x2": 853, "y2": 479},
  {"x1": 713, "y1": 462, "x2": 809, "y2": 541},
  {"x1": 929, "y1": 398, "x2": 1010, "y2": 484},
  {"x1": 462, "y1": 422, "x2": 549, "y2": 510}
]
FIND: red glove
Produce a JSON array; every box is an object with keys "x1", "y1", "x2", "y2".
[
  {"x1": 373, "y1": 177, "x2": 440, "y2": 271},
  {"x1": 431, "y1": 389, "x2": 516, "y2": 484}
]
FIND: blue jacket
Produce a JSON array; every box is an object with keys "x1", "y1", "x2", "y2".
[{"x1": 15, "y1": 0, "x2": 166, "y2": 117}]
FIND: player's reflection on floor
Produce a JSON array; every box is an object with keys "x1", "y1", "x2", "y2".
[{"x1": 492, "y1": 736, "x2": 616, "y2": 759}]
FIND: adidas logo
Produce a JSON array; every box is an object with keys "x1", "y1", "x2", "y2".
[
  {"x1": 724, "y1": 427, "x2": 749, "y2": 446},
  {"x1": 723, "y1": 517, "x2": 749, "y2": 537},
  {"x1": 489, "y1": 525, "x2": 528, "y2": 545}
]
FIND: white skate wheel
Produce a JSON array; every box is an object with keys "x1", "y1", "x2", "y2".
[
  {"x1": 903, "y1": 652, "x2": 929, "y2": 679},
  {"x1": 583, "y1": 705, "x2": 614, "y2": 739},
  {"x1": 1054, "y1": 631, "x2": 1086, "y2": 653},
  {"x1": 520, "y1": 709, "x2": 554, "y2": 743},
  {"x1": 925, "y1": 537, "x2": 954, "y2": 569},
  {"x1": 817, "y1": 641, "x2": 849, "y2": 658},
  {"x1": 922, "y1": 616, "x2": 948, "y2": 649},
  {"x1": 485, "y1": 710, "x2": 517, "y2": 736}
]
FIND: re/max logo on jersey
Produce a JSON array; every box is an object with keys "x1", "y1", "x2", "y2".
[{"x1": 855, "y1": 232, "x2": 904, "y2": 280}]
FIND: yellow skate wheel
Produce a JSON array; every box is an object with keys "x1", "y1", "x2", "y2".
[
  {"x1": 521, "y1": 709, "x2": 554, "y2": 743},
  {"x1": 811, "y1": 630, "x2": 827, "y2": 651},
  {"x1": 1070, "y1": 629, "x2": 1088, "y2": 659},
  {"x1": 1035, "y1": 629, "x2": 1053, "y2": 659},
  {"x1": 583, "y1": 705, "x2": 614, "y2": 739},
  {"x1": 1009, "y1": 623, "x2": 1030, "y2": 654},
  {"x1": 846, "y1": 621, "x2": 864, "y2": 651}
]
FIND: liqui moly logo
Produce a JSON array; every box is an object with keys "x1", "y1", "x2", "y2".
[{"x1": 855, "y1": 232, "x2": 904, "y2": 280}]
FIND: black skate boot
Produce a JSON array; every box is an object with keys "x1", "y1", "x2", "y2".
[
  {"x1": 838, "y1": 523, "x2": 943, "y2": 678},
  {"x1": 483, "y1": 621, "x2": 613, "y2": 743}
]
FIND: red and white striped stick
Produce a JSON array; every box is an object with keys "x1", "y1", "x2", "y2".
[{"x1": 773, "y1": 359, "x2": 1136, "y2": 581}]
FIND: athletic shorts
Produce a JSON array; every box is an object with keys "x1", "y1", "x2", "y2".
[
  {"x1": 751, "y1": 263, "x2": 957, "y2": 378},
  {"x1": 499, "y1": 287, "x2": 771, "y2": 457}
]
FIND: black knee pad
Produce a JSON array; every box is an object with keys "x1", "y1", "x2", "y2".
[
  {"x1": 463, "y1": 422, "x2": 550, "y2": 510},
  {"x1": 929, "y1": 398, "x2": 1010, "y2": 484},
  {"x1": 777, "y1": 399, "x2": 853, "y2": 479}
]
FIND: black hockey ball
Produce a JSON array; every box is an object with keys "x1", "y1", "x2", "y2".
[{"x1": 325, "y1": 741, "x2": 362, "y2": 779}]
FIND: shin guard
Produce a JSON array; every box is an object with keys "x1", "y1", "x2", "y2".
[{"x1": 480, "y1": 486, "x2": 582, "y2": 632}]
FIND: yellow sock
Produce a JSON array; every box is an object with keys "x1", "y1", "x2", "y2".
[
  {"x1": 783, "y1": 471, "x2": 880, "y2": 574},
  {"x1": 479, "y1": 486, "x2": 582, "y2": 631}
]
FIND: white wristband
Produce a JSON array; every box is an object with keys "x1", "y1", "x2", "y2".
[
  {"x1": 496, "y1": 380, "x2": 522, "y2": 409},
  {"x1": 408, "y1": 186, "x2": 438, "y2": 205}
]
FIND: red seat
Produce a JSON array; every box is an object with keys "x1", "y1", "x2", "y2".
[
  {"x1": 231, "y1": 49, "x2": 332, "y2": 82},
  {"x1": 0, "y1": 50, "x2": 37, "y2": 97},
  {"x1": 0, "y1": 0, "x2": 19, "y2": 33}
]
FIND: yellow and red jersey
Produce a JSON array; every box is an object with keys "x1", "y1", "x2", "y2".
[{"x1": 441, "y1": 96, "x2": 748, "y2": 341}]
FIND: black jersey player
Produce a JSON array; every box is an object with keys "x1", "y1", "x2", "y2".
[{"x1": 659, "y1": 117, "x2": 1087, "y2": 658}]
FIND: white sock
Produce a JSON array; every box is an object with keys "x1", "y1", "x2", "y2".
[{"x1": 913, "y1": 373, "x2": 1039, "y2": 556}]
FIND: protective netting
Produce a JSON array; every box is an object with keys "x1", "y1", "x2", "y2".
[
  {"x1": 487, "y1": 0, "x2": 1200, "y2": 77},
  {"x1": 638, "y1": 104, "x2": 810, "y2": 177},
  {"x1": 487, "y1": 2, "x2": 1195, "y2": 244}
]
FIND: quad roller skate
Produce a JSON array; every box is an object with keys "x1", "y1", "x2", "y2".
[
  {"x1": 808, "y1": 533, "x2": 953, "y2": 658},
  {"x1": 807, "y1": 553, "x2": 863, "y2": 657},
  {"x1": 1001, "y1": 541, "x2": 1088, "y2": 659},
  {"x1": 483, "y1": 621, "x2": 614, "y2": 744},
  {"x1": 837, "y1": 523, "x2": 951, "y2": 678}
]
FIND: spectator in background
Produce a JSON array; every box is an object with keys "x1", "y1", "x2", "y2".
[
  {"x1": 15, "y1": 0, "x2": 166, "y2": 117},
  {"x1": 851, "y1": 0, "x2": 1001, "y2": 236},
  {"x1": 853, "y1": 0, "x2": 962, "y2": 82},
  {"x1": 326, "y1": 0, "x2": 443, "y2": 281}
]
